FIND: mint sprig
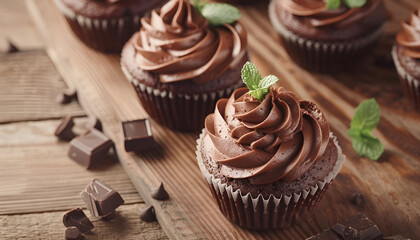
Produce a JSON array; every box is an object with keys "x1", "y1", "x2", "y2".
[
  {"x1": 241, "y1": 62, "x2": 279, "y2": 102},
  {"x1": 194, "y1": 1, "x2": 241, "y2": 26},
  {"x1": 347, "y1": 99, "x2": 384, "y2": 161},
  {"x1": 326, "y1": 0, "x2": 367, "y2": 9}
]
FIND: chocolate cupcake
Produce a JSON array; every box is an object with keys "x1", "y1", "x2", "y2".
[
  {"x1": 392, "y1": 10, "x2": 420, "y2": 113},
  {"x1": 121, "y1": 0, "x2": 248, "y2": 131},
  {"x1": 269, "y1": 0, "x2": 388, "y2": 72},
  {"x1": 196, "y1": 63, "x2": 345, "y2": 229},
  {"x1": 55, "y1": 0, "x2": 166, "y2": 53}
]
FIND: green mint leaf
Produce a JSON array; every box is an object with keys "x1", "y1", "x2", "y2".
[
  {"x1": 249, "y1": 89, "x2": 267, "y2": 102},
  {"x1": 326, "y1": 0, "x2": 341, "y2": 9},
  {"x1": 241, "y1": 61, "x2": 262, "y2": 91},
  {"x1": 259, "y1": 75, "x2": 279, "y2": 89},
  {"x1": 194, "y1": 0, "x2": 206, "y2": 12},
  {"x1": 343, "y1": 0, "x2": 367, "y2": 8},
  {"x1": 350, "y1": 98, "x2": 380, "y2": 131},
  {"x1": 352, "y1": 131, "x2": 384, "y2": 161},
  {"x1": 200, "y1": 3, "x2": 241, "y2": 26}
]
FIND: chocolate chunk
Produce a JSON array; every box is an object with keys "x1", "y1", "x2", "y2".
[
  {"x1": 151, "y1": 182, "x2": 169, "y2": 200},
  {"x1": 351, "y1": 192, "x2": 365, "y2": 207},
  {"x1": 89, "y1": 117, "x2": 102, "y2": 131},
  {"x1": 7, "y1": 40, "x2": 19, "y2": 53},
  {"x1": 56, "y1": 88, "x2": 78, "y2": 104},
  {"x1": 139, "y1": 205, "x2": 156, "y2": 222},
  {"x1": 331, "y1": 213, "x2": 383, "y2": 240},
  {"x1": 122, "y1": 119, "x2": 154, "y2": 152},
  {"x1": 306, "y1": 230, "x2": 341, "y2": 240},
  {"x1": 101, "y1": 211, "x2": 115, "y2": 221},
  {"x1": 63, "y1": 208, "x2": 94, "y2": 234},
  {"x1": 55, "y1": 116, "x2": 76, "y2": 141},
  {"x1": 68, "y1": 129, "x2": 114, "y2": 168},
  {"x1": 80, "y1": 179, "x2": 124, "y2": 218},
  {"x1": 65, "y1": 227, "x2": 84, "y2": 240}
]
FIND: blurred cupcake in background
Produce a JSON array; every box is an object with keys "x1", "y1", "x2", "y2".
[
  {"x1": 392, "y1": 10, "x2": 420, "y2": 113},
  {"x1": 121, "y1": 0, "x2": 248, "y2": 131},
  {"x1": 269, "y1": 0, "x2": 388, "y2": 72},
  {"x1": 55, "y1": 0, "x2": 166, "y2": 53}
]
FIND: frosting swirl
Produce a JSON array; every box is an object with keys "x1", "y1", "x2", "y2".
[
  {"x1": 280, "y1": 0, "x2": 381, "y2": 27},
  {"x1": 204, "y1": 87, "x2": 330, "y2": 184},
  {"x1": 396, "y1": 11, "x2": 420, "y2": 59},
  {"x1": 134, "y1": 0, "x2": 247, "y2": 84}
]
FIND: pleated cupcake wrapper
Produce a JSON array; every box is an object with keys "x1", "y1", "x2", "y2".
[
  {"x1": 268, "y1": 1, "x2": 384, "y2": 72},
  {"x1": 196, "y1": 130, "x2": 346, "y2": 230},
  {"x1": 121, "y1": 65, "x2": 242, "y2": 131},
  {"x1": 55, "y1": 0, "x2": 141, "y2": 53},
  {"x1": 392, "y1": 46, "x2": 420, "y2": 113}
]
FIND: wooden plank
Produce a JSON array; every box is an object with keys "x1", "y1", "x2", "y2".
[
  {"x1": 0, "y1": 50, "x2": 85, "y2": 123},
  {"x1": 27, "y1": 0, "x2": 420, "y2": 239},
  {"x1": 0, "y1": 203, "x2": 168, "y2": 240},
  {"x1": 0, "y1": 119, "x2": 142, "y2": 215},
  {"x1": 0, "y1": 0, "x2": 44, "y2": 51}
]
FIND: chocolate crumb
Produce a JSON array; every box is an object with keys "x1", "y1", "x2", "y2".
[
  {"x1": 151, "y1": 182, "x2": 169, "y2": 200},
  {"x1": 63, "y1": 208, "x2": 94, "y2": 234},
  {"x1": 7, "y1": 40, "x2": 19, "y2": 53},
  {"x1": 55, "y1": 116, "x2": 76, "y2": 141},
  {"x1": 351, "y1": 192, "x2": 365, "y2": 207},
  {"x1": 56, "y1": 88, "x2": 77, "y2": 104},
  {"x1": 139, "y1": 205, "x2": 156, "y2": 222},
  {"x1": 65, "y1": 226, "x2": 84, "y2": 240}
]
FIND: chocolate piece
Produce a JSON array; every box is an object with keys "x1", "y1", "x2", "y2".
[
  {"x1": 122, "y1": 119, "x2": 154, "y2": 152},
  {"x1": 55, "y1": 116, "x2": 76, "y2": 141},
  {"x1": 351, "y1": 192, "x2": 366, "y2": 207},
  {"x1": 139, "y1": 205, "x2": 156, "y2": 222},
  {"x1": 307, "y1": 230, "x2": 341, "y2": 240},
  {"x1": 65, "y1": 227, "x2": 84, "y2": 240},
  {"x1": 62, "y1": 208, "x2": 94, "y2": 234},
  {"x1": 7, "y1": 40, "x2": 19, "y2": 53},
  {"x1": 151, "y1": 182, "x2": 169, "y2": 201},
  {"x1": 68, "y1": 129, "x2": 114, "y2": 168},
  {"x1": 56, "y1": 88, "x2": 78, "y2": 104},
  {"x1": 331, "y1": 213, "x2": 383, "y2": 240},
  {"x1": 100, "y1": 211, "x2": 115, "y2": 221},
  {"x1": 89, "y1": 117, "x2": 102, "y2": 131},
  {"x1": 80, "y1": 179, "x2": 124, "y2": 218}
]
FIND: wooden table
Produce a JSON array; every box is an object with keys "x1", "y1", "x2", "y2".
[{"x1": 2, "y1": 0, "x2": 420, "y2": 239}]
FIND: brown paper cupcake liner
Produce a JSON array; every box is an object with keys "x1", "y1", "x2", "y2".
[
  {"x1": 122, "y1": 65, "x2": 243, "y2": 131},
  {"x1": 196, "y1": 130, "x2": 345, "y2": 230},
  {"x1": 268, "y1": 1, "x2": 384, "y2": 72},
  {"x1": 55, "y1": 0, "x2": 141, "y2": 53},
  {"x1": 392, "y1": 46, "x2": 420, "y2": 113}
]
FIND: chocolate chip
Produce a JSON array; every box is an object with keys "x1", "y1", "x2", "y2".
[
  {"x1": 80, "y1": 179, "x2": 124, "y2": 218},
  {"x1": 151, "y1": 182, "x2": 169, "y2": 201},
  {"x1": 68, "y1": 129, "x2": 114, "y2": 168},
  {"x1": 351, "y1": 192, "x2": 365, "y2": 207},
  {"x1": 65, "y1": 226, "x2": 84, "y2": 240},
  {"x1": 63, "y1": 208, "x2": 94, "y2": 234},
  {"x1": 55, "y1": 116, "x2": 76, "y2": 141},
  {"x1": 139, "y1": 205, "x2": 156, "y2": 222},
  {"x1": 122, "y1": 119, "x2": 154, "y2": 152}
]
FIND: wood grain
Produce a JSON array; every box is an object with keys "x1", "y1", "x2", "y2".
[
  {"x1": 0, "y1": 119, "x2": 142, "y2": 215},
  {"x1": 0, "y1": 204, "x2": 168, "y2": 240},
  {"x1": 27, "y1": 0, "x2": 420, "y2": 239},
  {"x1": 0, "y1": 50, "x2": 85, "y2": 123}
]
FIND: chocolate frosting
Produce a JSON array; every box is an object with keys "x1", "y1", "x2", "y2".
[
  {"x1": 280, "y1": 0, "x2": 382, "y2": 27},
  {"x1": 134, "y1": 0, "x2": 247, "y2": 84},
  {"x1": 396, "y1": 10, "x2": 420, "y2": 59},
  {"x1": 204, "y1": 87, "x2": 330, "y2": 184}
]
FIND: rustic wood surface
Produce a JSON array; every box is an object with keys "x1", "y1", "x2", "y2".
[{"x1": 25, "y1": 0, "x2": 420, "y2": 239}]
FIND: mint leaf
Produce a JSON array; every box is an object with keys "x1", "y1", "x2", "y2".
[
  {"x1": 326, "y1": 0, "x2": 341, "y2": 9},
  {"x1": 241, "y1": 62, "x2": 279, "y2": 101},
  {"x1": 348, "y1": 99, "x2": 384, "y2": 161},
  {"x1": 200, "y1": 3, "x2": 241, "y2": 26},
  {"x1": 343, "y1": 0, "x2": 367, "y2": 8},
  {"x1": 352, "y1": 131, "x2": 384, "y2": 161},
  {"x1": 350, "y1": 98, "x2": 380, "y2": 131},
  {"x1": 193, "y1": 0, "x2": 206, "y2": 12},
  {"x1": 241, "y1": 61, "x2": 262, "y2": 91}
]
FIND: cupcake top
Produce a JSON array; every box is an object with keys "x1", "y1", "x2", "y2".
[
  {"x1": 204, "y1": 63, "x2": 330, "y2": 184},
  {"x1": 396, "y1": 10, "x2": 420, "y2": 59},
  {"x1": 133, "y1": 0, "x2": 247, "y2": 84},
  {"x1": 60, "y1": 0, "x2": 166, "y2": 18},
  {"x1": 275, "y1": 0, "x2": 388, "y2": 40}
]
